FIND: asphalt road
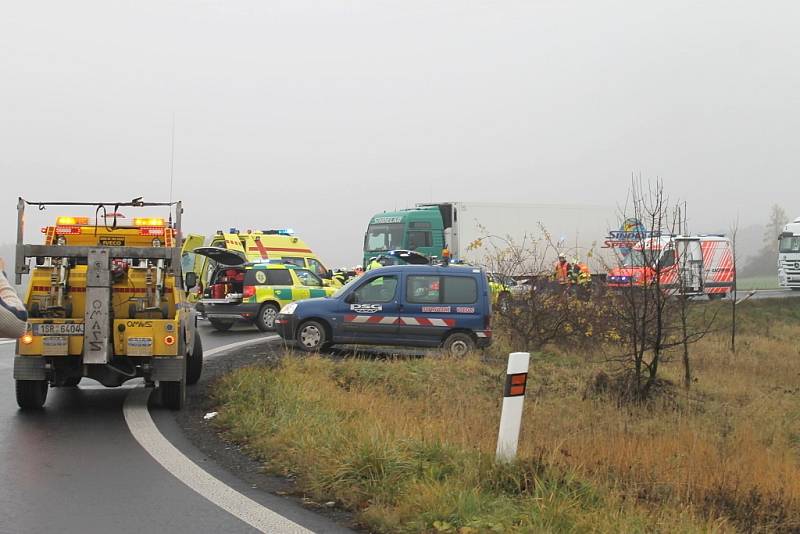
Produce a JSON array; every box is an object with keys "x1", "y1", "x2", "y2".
[
  {"x1": 0, "y1": 322, "x2": 348, "y2": 534},
  {"x1": 738, "y1": 288, "x2": 800, "y2": 300}
]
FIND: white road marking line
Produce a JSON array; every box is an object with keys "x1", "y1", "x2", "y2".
[
  {"x1": 124, "y1": 335, "x2": 311, "y2": 534},
  {"x1": 0, "y1": 339, "x2": 17, "y2": 345}
]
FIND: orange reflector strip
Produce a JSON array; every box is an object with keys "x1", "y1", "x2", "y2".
[
  {"x1": 510, "y1": 374, "x2": 526, "y2": 385},
  {"x1": 504, "y1": 372, "x2": 528, "y2": 397},
  {"x1": 55, "y1": 226, "x2": 82, "y2": 235},
  {"x1": 139, "y1": 227, "x2": 165, "y2": 236}
]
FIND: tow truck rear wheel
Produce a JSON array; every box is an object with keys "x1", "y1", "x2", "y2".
[
  {"x1": 187, "y1": 334, "x2": 203, "y2": 385},
  {"x1": 161, "y1": 379, "x2": 185, "y2": 410},
  {"x1": 62, "y1": 376, "x2": 81, "y2": 387},
  {"x1": 209, "y1": 319, "x2": 234, "y2": 332},
  {"x1": 255, "y1": 303, "x2": 279, "y2": 332},
  {"x1": 16, "y1": 380, "x2": 48, "y2": 409}
]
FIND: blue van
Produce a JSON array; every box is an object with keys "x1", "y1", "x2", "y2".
[{"x1": 275, "y1": 265, "x2": 492, "y2": 356}]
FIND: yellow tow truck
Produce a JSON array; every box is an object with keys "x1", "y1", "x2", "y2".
[{"x1": 14, "y1": 198, "x2": 202, "y2": 410}]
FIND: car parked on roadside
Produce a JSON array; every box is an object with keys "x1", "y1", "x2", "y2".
[
  {"x1": 275, "y1": 264, "x2": 492, "y2": 356},
  {"x1": 191, "y1": 247, "x2": 337, "y2": 332}
]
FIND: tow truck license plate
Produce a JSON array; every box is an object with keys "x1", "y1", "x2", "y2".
[
  {"x1": 42, "y1": 336, "x2": 68, "y2": 356},
  {"x1": 32, "y1": 323, "x2": 85, "y2": 336},
  {"x1": 127, "y1": 337, "x2": 153, "y2": 356}
]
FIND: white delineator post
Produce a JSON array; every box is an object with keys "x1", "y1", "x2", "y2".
[{"x1": 496, "y1": 352, "x2": 530, "y2": 462}]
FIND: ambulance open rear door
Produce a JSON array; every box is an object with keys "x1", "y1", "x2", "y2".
[{"x1": 675, "y1": 237, "x2": 704, "y2": 296}]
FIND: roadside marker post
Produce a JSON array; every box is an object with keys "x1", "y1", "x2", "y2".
[{"x1": 496, "y1": 352, "x2": 530, "y2": 462}]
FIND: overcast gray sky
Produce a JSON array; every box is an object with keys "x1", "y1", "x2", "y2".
[{"x1": 2, "y1": 1, "x2": 798, "y2": 266}]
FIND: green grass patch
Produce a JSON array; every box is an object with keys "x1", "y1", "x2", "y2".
[{"x1": 736, "y1": 275, "x2": 779, "y2": 290}]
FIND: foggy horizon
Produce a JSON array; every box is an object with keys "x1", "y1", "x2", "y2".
[{"x1": 2, "y1": 1, "x2": 798, "y2": 266}]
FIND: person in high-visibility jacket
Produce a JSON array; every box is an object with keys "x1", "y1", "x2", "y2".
[
  {"x1": 571, "y1": 260, "x2": 591, "y2": 286},
  {"x1": 367, "y1": 257, "x2": 382, "y2": 271},
  {"x1": 554, "y1": 253, "x2": 571, "y2": 284}
]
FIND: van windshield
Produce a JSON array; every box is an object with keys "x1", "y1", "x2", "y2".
[
  {"x1": 622, "y1": 249, "x2": 659, "y2": 267},
  {"x1": 780, "y1": 236, "x2": 800, "y2": 253},
  {"x1": 365, "y1": 223, "x2": 404, "y2": 252}
]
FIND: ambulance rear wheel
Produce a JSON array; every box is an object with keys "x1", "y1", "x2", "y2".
[
  {"x1": 442, "y1": 332, "x2": 475, "y2": 358},
  {"x1": 187, "y1": 334, "x2": 203, "y2": 385},
  {"x1": 296, "y1": 320, "x2": 328, "y2": 352},
  {"x1": 16, "y1": 380, "x2": 48, "y2": 409},
  {"x1": 209, "y1": 319, "x2": 234, "y2": 332},
  {"x1": 255, "y1": 304, "x2": 279, "y2": 332},
  {"x1": 161, "y1": 380, "x2": 185, "y2": 410}
]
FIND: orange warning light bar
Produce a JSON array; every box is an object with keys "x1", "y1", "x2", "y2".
[
  {"x1": 133, "y1": 217, "x2": 165, "y2": 227},
  {"x1": 56, "y1": 216, "x2": 89, "y2": 226}
]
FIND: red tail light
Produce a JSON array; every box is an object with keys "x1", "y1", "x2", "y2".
[
  {"x1": 243, "y1": 285, "x2": 256, "y2": 299},
  {"x1": 484, "y1": 314, "x2": 491, "y2": 330}
]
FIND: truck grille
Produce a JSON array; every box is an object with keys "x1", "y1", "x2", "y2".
[{"x1": 780, "y1": 259, "x2": 800, "y2": 275}]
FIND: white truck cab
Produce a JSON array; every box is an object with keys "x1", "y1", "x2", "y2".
[{"x1": 778, "y1": 217, "x2": 800, "y2": 290}]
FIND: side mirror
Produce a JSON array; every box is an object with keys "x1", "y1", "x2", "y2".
[
  {"x1": 344, "y1": 293, "x2": 356, "y2": 304},
  {"x1": 185, "y1": 272, "x2": 198, "y2": 289}
]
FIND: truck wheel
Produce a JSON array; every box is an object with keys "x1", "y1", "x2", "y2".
[
  {"x1": 16, "y1": 380, "x2": 48, "y2": 409},
  {"x1": 296, "y1": 320, "x2": 327, "y2": 352},
  {"x1": 209, "y1": 319, "x2": 233, "y2": 332},
  {"x1": 161, "y1": 380, "x2": 185, "y2": 410},
  {"x1": 442, "y1": 332, "x2": 475, "y2": 358},
  {"x1": 62, "y1": 377, "x2": 82, "y2": 387},
  {"x1": 187, "y1": 334, "x2": 203, "y2": 385},
  {"x1": 255, "y1": 303, "x2": 279, "y2": 332}
]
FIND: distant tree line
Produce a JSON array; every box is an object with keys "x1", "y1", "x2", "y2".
[{"x1": 739, "y1": 205, "x2": 790, "y2": 277}]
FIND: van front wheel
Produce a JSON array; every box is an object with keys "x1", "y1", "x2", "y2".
[
  {"x1": 296, "y1": 320, "x2": 327, "y2": 352},
  {"x1": 442, "y1": 332, "x2": 475, "y2": 358}
]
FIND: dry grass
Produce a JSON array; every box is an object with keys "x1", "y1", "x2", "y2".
[{"x1": 211, "y1": 299, "x2": 800, "y2": 533}]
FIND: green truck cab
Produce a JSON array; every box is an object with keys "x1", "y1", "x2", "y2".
[{"x1": 363, "y1": 206, "x2": 447, "y2": 267}]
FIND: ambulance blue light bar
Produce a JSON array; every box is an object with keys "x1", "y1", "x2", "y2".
[{"x1": 261, "y1": 228, "x2": 294, "y2": 236}]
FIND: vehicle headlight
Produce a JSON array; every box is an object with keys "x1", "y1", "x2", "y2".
[{"x1": 280, "y1": 302, "x2": 298, "y2": 315}]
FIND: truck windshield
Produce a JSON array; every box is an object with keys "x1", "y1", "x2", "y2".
[
  {"x1": 779, "y1": 236, "x2": 800, "y2": 253},
  {"x1": 365, "y1": 223, "x2": 404, "y2": 252}
]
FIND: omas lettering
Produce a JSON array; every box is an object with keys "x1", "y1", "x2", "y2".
[
  {"x1": 126, "y1": 320, "x2": 153, "y2": 328},
  {"x1": 88, "y1": 299, "x2": 105, "y2": 351}
]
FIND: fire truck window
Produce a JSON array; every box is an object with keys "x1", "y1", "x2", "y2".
[
  {"x1": 407, "y1": 231, "x2": 431, "y2": 250},
  {"x1": 658, "y1": 249, "x2": 676, "y2": 269}
]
